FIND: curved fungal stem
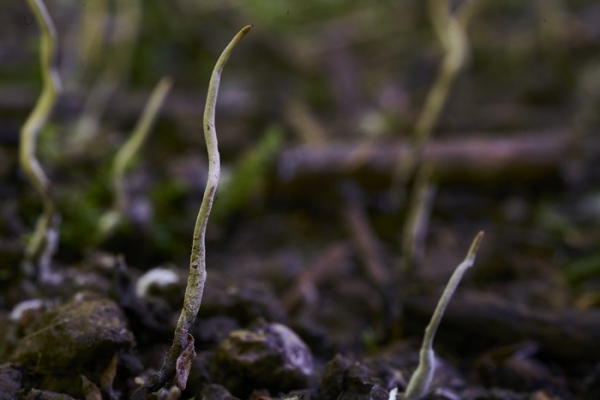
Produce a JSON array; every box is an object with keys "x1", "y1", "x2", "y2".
[
  {"x1": 131, "y1": 25, "x2": 252, "y2": 399},
  {"x1": 403, "y1": 231, "x2": 484, "y2": 400},
  {"x1": 95, "y1": 76, "x2": 173, "y2": 244},
  {"x1": 71, "y1": 0, "x2": 141, "y2": 148},
  {"x1": 20, "y1": 0, "x2": 63, "y2": 282},
  {"x1": 395, "y1": 0, "x2": 482, "y2": 274}
]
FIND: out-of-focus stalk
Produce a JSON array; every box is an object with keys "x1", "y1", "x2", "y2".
[
  {"x1": 95, "y1": 76, "x2": 173, "y2": 244},
  {"x1": 395, "y1": 0, "x2": 482, "y2": 273},
  {"x1": 20, "y1": 0, "x2": 63, "y2": 282}
]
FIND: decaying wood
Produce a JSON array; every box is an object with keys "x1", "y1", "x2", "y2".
[
  {"x1": 0, "y1": 86, "x2": 253, "y2": 123},
  {"x1": 403, "y1": 290, "x2": 600, "y2": 364},
  {"x1": 277, "y1": 130, "x2": 600, "y2": 187}
]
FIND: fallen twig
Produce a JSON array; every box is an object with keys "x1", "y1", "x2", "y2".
[
  {"x1": 404, "y1": 290, "x2": 600, "y2": 365},
  {"x1": 277, "y1": 130, "x2": 597, "y2": 188}
]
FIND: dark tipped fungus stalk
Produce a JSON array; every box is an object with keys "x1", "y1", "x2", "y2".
[
  {"x1": 20, "y1": 0, "x2": 62, "y2": 282},
  {"x1": 403, "y1": 231, "x2": 484, "y2": 400},
  {"x1": 131, "y1": 25, "x2": 252, "y2": 399}
]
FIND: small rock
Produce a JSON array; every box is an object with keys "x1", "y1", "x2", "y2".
[
  {"x1": 199, "y1": 383, "x2": 241, "y2": 400},
  {"x1": 319, "y1": 354, "x2": 351, "y2": 397},
  {"x1": 319, "y1": 354, "x2": 392, "y2": 400},
  {"x1": 0, "y1": 363, "x2": 22, "y2": 398},
  {"x1": 10, "y1": 293, "x2": 135, "y2": 396},
  {"x1": 201, "y1": 272, "x2": 287, "y2": 325},
  {"x1": 195, "y1": 315, "x2": 240, "y2": 345},
  {"x1": 215, "y1": 322, "x2": 313, "y2": 397}
]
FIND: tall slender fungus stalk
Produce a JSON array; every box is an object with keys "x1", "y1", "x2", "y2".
[
  {"x1": 403, "y1": 231, "x2": 484, "y2": 400},
  {"x1": 71, "y1": 0, "x2": 141, "y2": 148},
  {"x1": 131, "y1": 25, "x2": 252, "y2": 399},
  {"x1": 95, "y1": 76, "x2": 173, "y2": 243},
  {"x1": 395, "y1": 0, "x2": 482, "y2": 273},
  {"x1": 20, "y1": 0, "x2": 62, "y2": 282}
]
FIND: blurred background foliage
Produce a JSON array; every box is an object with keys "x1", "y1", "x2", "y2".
[{"x1": 1, "y1": 0, "x2": 600, "y2": 290}]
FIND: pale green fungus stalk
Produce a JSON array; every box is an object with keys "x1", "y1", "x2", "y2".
[
  {"x1": 20, "y1": 0, "x2": 62, "y2": 282},
  {"x1": 395, "y1": 0, "x2": 482, "y2": 273},
  {"x1": 400, "y1": 162, "x2": 437, "y2": 268},
  {"x1": 75, "y1": 0, "x2": 107, "y2": 84},
  {"x1": 71, "y1": 0, "x2": 141, "y2": 149},
  {"x1": 403, "y1": 231, "x2": 484, "y2": 400},
  {"x1": 182, "y1": 23, "x2": 252, "y2": 360},
  {"x1": 131, "y1": 25, "x2": 252, "y2": 399},
  {"x1": 95, "y1": 76, "x2": 173, "y2": 243}
]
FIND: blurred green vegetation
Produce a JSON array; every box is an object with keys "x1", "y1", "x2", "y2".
[
  {"x1": 212, "y1": 125, "x2": 284, "y2": 220},
  {"x1": 1, "y1": 0, "x2": 600, "y2": 274}
]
